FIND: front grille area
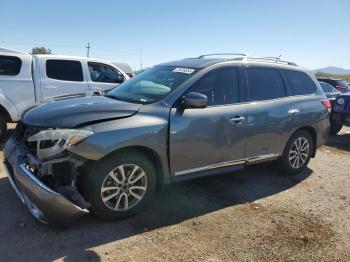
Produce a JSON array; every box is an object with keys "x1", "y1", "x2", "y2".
[{"x1": 14, "y1": 122, "x2": 45, "y2": 154}]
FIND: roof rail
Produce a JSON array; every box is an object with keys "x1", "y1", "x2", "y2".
[
  {"x1": 240, "y1": 56, "x2": 297, "y2": 66},
  {"x1": 195, "y1": 53, "x2": 298, "y2": 66},
  {"x1": 197, "y1": 53, "x2": 248, "y2": 59}
]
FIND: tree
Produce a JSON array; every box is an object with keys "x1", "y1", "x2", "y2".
[{"x1": 30, "y1": 47, "x2": 52, "y2": 55}]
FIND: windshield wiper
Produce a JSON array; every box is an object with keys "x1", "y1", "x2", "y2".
[
  {"x1": 104, "y1": 94, "x2": 123, "y2": 101},
  {"x1": 105, "y1": 94, "x2": 142, "y2": 104}
]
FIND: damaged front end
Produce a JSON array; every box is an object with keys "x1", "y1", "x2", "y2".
[{"x1": 3, "y1": 123, "x2": 91, "y2": 226}]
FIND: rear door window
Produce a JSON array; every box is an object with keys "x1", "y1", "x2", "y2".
[
  {"x1": 0, "y1": 55, "x2": 22, "y2": 75},
  {"x1": 46, "y1": 60, "x2": 83, "y2": 82},
  {"x1": 283, "y1": 70, "x2": 316, "y2": 95},
  {"x1": 246, "y1": 67, "x2": 286, "y2": 101}
]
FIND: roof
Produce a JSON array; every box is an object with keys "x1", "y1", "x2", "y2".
[
  {"x1": 33, "y1": 54, "x2": 122, "y2": 67},
  {"x1": 33, "y1": 54, "x2": 99, "y2": 60},
  {"x1": 0, "y1": 47, "x2": 26, "y2": 54},
  {"x1": 156, "y1": 58, "x2": 226, "y2": 69},
  {"x1": 156, "y1": 54, "x2": 301, "y2": 70}
]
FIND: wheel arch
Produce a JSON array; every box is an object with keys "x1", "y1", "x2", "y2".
[
  {"x1": 290, "y1": 126, "x2": 317, "y2": 157},
  {"x1": 0, "y1": 104, "x2": 13, "y2": 122},
  {"x1": 97, "y1": 146, "x2": 168, "y2": 191}
]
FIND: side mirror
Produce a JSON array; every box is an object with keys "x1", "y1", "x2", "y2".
[{"x1": 183, "y1": 92, "x2": 208, "y2": 109}]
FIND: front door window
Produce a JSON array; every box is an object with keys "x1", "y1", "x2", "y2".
[{"x1": 88, "y1": 62, "x2": 124, "y2": 84}]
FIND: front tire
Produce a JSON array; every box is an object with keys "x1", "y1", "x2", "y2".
[
  {"x1": 82, "y1": 151, "x2": 157, "y2": 221},
  {"x1": 278, "y1": 130, "x2": 313, "y2": 175}
]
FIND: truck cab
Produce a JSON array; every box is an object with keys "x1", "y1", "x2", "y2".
[{"x1": 0, "y1": 48, "x2": 129, "y2": 139}]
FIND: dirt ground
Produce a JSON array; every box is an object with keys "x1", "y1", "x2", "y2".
[{"x1": 0, "y1": 125, "x2": 350, "y2": 262}]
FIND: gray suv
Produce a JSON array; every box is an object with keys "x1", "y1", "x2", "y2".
[{"x1": 4, "y1": 54, "x2": 330, "y2": 226}]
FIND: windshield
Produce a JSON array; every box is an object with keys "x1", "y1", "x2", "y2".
[{"x1": 106, "y1": 66, "x2": 197, "y2": 104}]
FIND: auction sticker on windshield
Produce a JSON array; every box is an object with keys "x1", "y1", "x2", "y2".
[{"x1": 173, "y1": 67, "x2": 195, "y2": 74}]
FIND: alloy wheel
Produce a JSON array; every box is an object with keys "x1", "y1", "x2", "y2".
[
  {"x1": 288, "y1": 137, "x2": 310, "y2": 169},
  {"x1": 100, "y1": 164, "x2": 148, "y2": 211}
]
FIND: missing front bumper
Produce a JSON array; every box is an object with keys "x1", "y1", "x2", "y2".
[{"x1": 3, "y1": 136, "x2": 89, "y2": 226}]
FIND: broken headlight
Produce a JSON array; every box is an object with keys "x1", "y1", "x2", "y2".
[{"x1": 27, "y1": 129, "x2": 93, "y2": 160}]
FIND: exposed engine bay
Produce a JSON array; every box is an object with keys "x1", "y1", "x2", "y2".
[{"x1": 13, "y1": 122, "x2": 90, "y2": 210}]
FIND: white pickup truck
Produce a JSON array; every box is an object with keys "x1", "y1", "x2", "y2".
[{"x1": 0, "y1": 48, "x2": 129, "y2": 139}]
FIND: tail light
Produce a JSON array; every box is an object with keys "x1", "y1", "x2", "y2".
[
  {"x1": 321, "y1": 99, "x2": 332, "y2": 111},
  {"x1": 335, "y1": 86, "x2": 347, "y2": 93}
]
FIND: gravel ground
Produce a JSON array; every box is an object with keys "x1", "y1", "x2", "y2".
[{"x1": 0, "y1": 125, "x2": 350, "y2": 262}]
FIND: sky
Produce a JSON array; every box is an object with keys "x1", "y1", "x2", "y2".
[{"x1": 1, "y1": 0, "x2": 350, "y2": 70}]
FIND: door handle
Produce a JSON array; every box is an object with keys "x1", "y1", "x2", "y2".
[
  {"x1": 288, "y1": 108, "x2": 300, "y2": 114},
  {"x1": 229, "y1": 116, "x2": 245, "y2": 124}
]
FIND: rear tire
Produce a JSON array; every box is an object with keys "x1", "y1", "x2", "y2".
[
  {"x1": 82, "y1": 151, "x2": 157, "y2": 221},
  {"x1": 278, "y1": 130, "x2": 313, "y2": 175},
  {"x1": 0, "y1": 115, "x2": 7, "y2": 141},
  {"x1": 329, "y1": 121, "x2": 342, "y2": 135}
]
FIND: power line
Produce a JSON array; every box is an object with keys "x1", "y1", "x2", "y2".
[{"x1": 0, "y1": 40, "x2": 164, "y2": 58}]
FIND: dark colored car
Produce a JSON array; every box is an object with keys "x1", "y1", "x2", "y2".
[
  {"x1": 319, "y1": 81, "x2": 340, "y2": 100},
  {"x1": 3, "y1": 54, "x2": 330, "y2": 227},
  {"x1": 317, "y1": 77, "x2": 350, "y2": 93},
  {"x1": 330, "y1": 93, "x2": 350, "y2": 134},
  {"x1": 318, "y1": 81, "x2": 342, "y2": 134}
]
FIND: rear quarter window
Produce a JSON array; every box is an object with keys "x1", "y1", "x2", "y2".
[
  {"x1": 46, "y1": 60, "x2": 83, "y2": 82},
  {"x1": 0, "y1": 55, "x2": 22, "y2": 76},
  {"x1": 283, "y1": 70, "x2": 316, "y2": 95}
]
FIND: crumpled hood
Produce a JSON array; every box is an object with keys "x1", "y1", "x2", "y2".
[{"x1": 22, "y1": 96, "x2": 141, "y2": 128}]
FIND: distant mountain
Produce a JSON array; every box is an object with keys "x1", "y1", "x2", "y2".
[{"x1": 312, "y1": 66, "x2": 350, "y2": 75}]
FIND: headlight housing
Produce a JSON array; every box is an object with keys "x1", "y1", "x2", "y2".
[{"x1": 28, "y1": 129, "x2": 93, "y2": 160}]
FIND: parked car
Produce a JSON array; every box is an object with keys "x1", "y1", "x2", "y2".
[
  {"x1": 319, "y1": 81, "x2": 340, "y2": 100},
  {"x1": 3, "y1": 54, "x2": 330, "y2": 226},
  {"x1": 329, "y1": 93, "x2": 350, "y2": 134},
  {"x1": 113, "y1": 62, "x2": 134, "y2": 78},
  {"x1": 0, "y1": 47, "x2": 129, "y2": 139},
  {"x1": 318, "y1": 81, "x2": 342, "y2": 134},
  {"x1": 317, "y1": 77, "x2": 350, "y2": 93}
]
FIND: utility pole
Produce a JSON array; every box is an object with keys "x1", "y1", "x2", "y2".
[
  {"x1": 86, "y1": 42, "x2": 91, "y2": 58},
  {"x1": 139, "y1": 48, "x2": 143, "y2": 70}
]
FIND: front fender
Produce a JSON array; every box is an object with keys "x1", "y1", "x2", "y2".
[
  {"x1": 0, "y1": 92, "x2": 19, "y2": 121},
  {"x1": 69, "y1": 114, "x2": 170, "y2": 182}
]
